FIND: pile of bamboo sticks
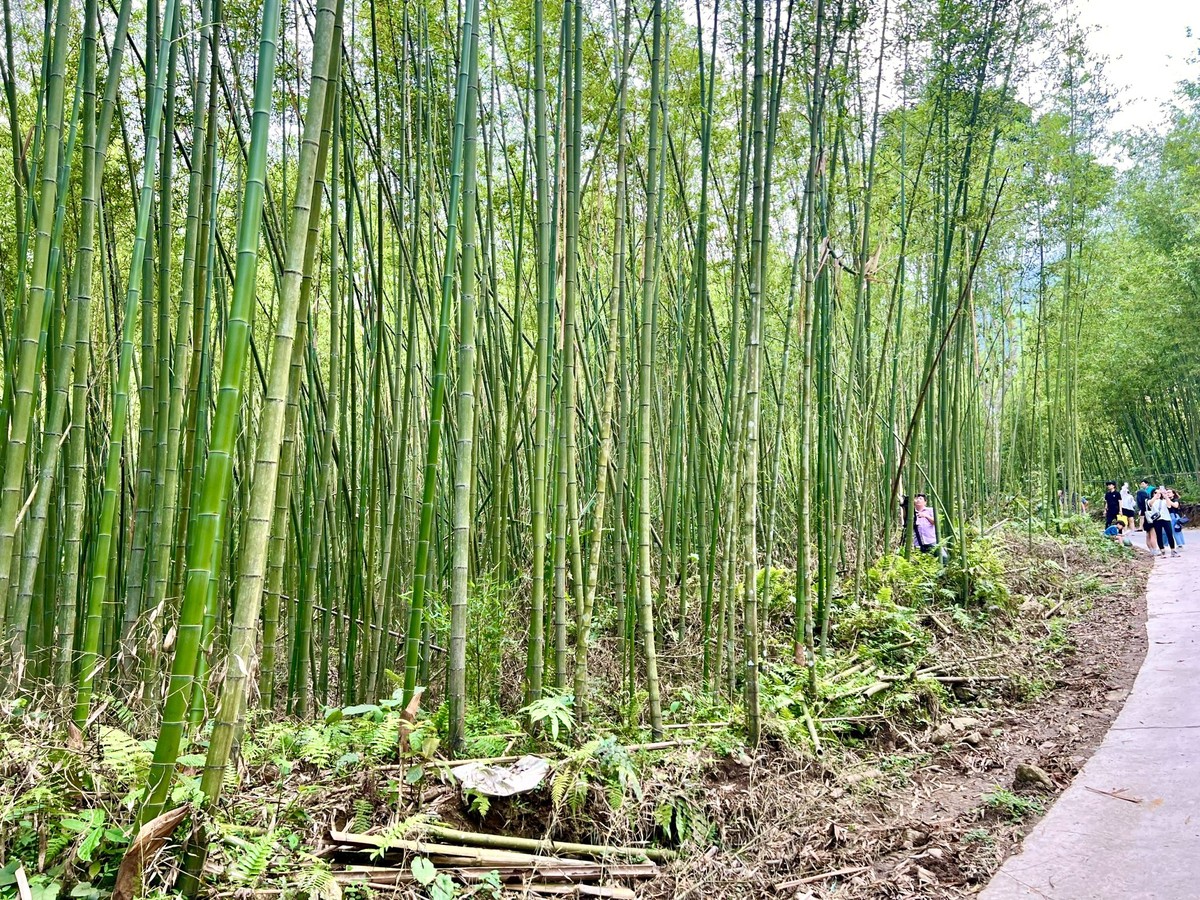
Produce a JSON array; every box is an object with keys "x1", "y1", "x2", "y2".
[{"x1": 323, "y1": 828, "x2": 666, "y2": 898}]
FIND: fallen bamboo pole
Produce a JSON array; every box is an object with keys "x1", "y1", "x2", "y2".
[
  {"x1": 336, "y1": 862, "x2": 658, "y2": 882},
  {"x1": 415, "y1": 824, "x2": 675, "y2": 863},
  {"x1": 328, "y1": 830, "x2": 566, "y2": 867}
]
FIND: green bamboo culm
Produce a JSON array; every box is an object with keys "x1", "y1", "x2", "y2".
[
  {"x1": 0, "y1": 0, "x2": 73, "y2": 638},
  {"x1": 54, "y1": 0, "x2": 135, "y2": 690},
  {"x1": 401, "y1": 0, "x2": 482, "y2": 705},
  {"x1": 635, "y1": 0, "x2": 666, "y2": 739},
  {"x1": 197, "y1": 0, "x2": 343, "y2": 801},
  {"x1": 72, "y1": 0, "x2": 183, "y2": 726},
  {"x1": 446, "y1": 15, "x2": 482, "y2": 751},
  {"x1": 138, "y1": 0, "x2": 284, "y2": 819}
]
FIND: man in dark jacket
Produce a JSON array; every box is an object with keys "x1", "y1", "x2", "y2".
[{"x1": 1104, "y1": 481, "x2": 1120, "y2": 528}]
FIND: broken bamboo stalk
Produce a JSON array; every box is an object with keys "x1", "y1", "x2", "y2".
[
  {"x1": 328, "y1": 829, "x2": 565, "y2": 867},
  {"x1": 415, "y1": 824, "x2": 675, "y2": 862},
  {"x1": 775, "y1": 864, "x2": 870, "y2": 889},
  {"x1": 337, "y1": 862, "x2": 658, "y2": 882}
]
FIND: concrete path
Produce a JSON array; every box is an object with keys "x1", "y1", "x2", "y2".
[{"x1": 981, "y1": 541, "x2": 1200, "y2": 900}]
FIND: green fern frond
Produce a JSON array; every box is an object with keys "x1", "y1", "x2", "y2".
[
  {"x1": 229, "y1": 831, "x2": 277, "y2": 885},
  {"x1": 351, "y1": 799, "x2": 373, "y2": 833},
  {"x1": 293, "y1": 855, "x2": 341, "y2": 900},
  {"x1": 97, "y1": 726, "x2": 152, "y2": 786}
]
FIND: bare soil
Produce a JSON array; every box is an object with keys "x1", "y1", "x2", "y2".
[{"x1": 646, "y1": 540, "x2": 1151, "y2": 899}]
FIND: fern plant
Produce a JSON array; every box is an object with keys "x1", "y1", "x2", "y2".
[
  {"x1": 291, "y1": 855, "x2": 340, "y2": 900},
  {"x1": 551, "y1": 737, "x2": 643, "y2": 818},
  {"x1": 226, "y1": 831, "x2": 278, "y2": 885}
]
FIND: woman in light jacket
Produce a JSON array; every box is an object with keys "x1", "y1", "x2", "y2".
[{"x1": 1149, "y1": 488, "x2": 1180, "y2": 557}]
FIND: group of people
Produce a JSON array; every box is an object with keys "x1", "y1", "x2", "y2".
[{"x1": 1103, "y1": 479, "x2": 1187, "y2": 558}]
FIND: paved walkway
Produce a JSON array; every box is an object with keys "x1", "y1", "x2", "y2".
[{"x1": 981, "y1": 540, "x2": 1200, "y2": 899}]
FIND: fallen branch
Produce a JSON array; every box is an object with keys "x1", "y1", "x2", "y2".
[
  {"x1": 1044, "y1": 597, "x2": 1068, "y2": 619},
  {"x1": 415, "y1": 824, "x2": 675, "y2": 863},
  {"x1": 801, "y1": 702, "x2": 823, "y2": 755},
  {"x1": 328, "y1": 829, "x2": 566, "y2": 866},
  {"x1": 775, "y1": 864, "x2": 870, "y2": 889},
  {"x1": 336, "y1": 862, "x2": 657, "y2": 882},
  {"x1": 1083, "y1": 785, "x2": 1141, "y2": 804}
]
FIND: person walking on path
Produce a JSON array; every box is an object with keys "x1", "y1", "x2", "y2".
[
  {"x1": 1148, "y1": 487, "x2": 1180, "y2": 557},
  {"x1": 1104, "y1": 481, "x2": 1121, "y2": 528}
]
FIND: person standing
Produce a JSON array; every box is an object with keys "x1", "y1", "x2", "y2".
[
  {"x1": 1103, "y1": 481, "x2": 1120, "y2": 528},
  {"x1": 1137, "y1": 479, "x2": 1157, "y2": 551},
  {"x1": 913, "y1": 493, "x2": 937, "y2": 554},
  {"x1": 1169, "y1": 489, "x2": 1186, "y2": 548},
  {"x1": 1148, "y1": 488, "x2": 1179, "y2": 558},
  {"x1": 1119, "y1": 482, "x2": 1137, "y2": 525}
]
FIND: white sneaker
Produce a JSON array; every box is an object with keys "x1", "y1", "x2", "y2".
[{"x1": 1172, "y1": 551, "x2": 1181, "y2": 557}]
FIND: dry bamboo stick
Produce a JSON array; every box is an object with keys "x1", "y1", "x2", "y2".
[
  {"x1": 416, "y1": 824, "x2": 675, "y2": 862},
  {"x1": 337, "y1": 862, "x2": 657, "y2": 881},
  {"x1": 328, "y1": 830, "x2": 566, "y2": 866}
]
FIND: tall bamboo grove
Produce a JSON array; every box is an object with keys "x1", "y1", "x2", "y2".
[{"x1": 0, "y1": 0, "x2": 1108, "y2": 776}]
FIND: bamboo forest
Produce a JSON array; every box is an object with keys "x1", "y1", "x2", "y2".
[{"x1": 0, "y1": 0, "x2": 1198, "y2": 893}]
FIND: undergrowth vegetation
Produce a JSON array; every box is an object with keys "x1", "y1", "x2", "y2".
[{"x1": 0, "y1": 524, "x2": 1143, "y2": 899}]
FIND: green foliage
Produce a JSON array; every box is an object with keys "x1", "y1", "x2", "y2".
[
  {"x1": 227, "y1": 831, "x2": 278, "y2": 885},
  {"x1": 833, "y1": 592, "x2": 930, "y2": 664},
  {"x1": 351, "y1": 799, "x2": 374, "y2": 833},
  {"x1": 465, "y1": 578, "x2": 520, "y2": 708},
  {"x1": 983, "y1": 788, "x2": 1044, "y2": 822},
  {"x1": 463, "y1": 789, "x2": 490, "y2": 818},
  {"x1": 410, "y1": 857, "x2": 457, "y2": 900},
  {"x1": 755, "y1": 566, "x2": 795, "y2": 618},
  {"x1": 455, "y1": 703, "x2": 523, "y2": 760},
  {"x1": 291, "y1": 856, "x2": 340, "y2": 900},
  {"x1": 95, "y1": 726, "x2": 152, "y2": 798},
  {"x1": 864, "y1": 552, "x2": 940, "y2": 607},
  {"x1": 0, "y1": 865, "x2": 61, "y2": 900},
  {"x1": 551, "y1": 737, "x2": 643, "y2": 817},
  {"x1": 519, "y1": 694, "x2": 574, "y2": 742},
  {"x1": 1009, "y1": 674, "x2": 1049, "y2": 701},
  {"x1": 938, "y1": 533, "x2": 1012, "y2": 611},
  {"x1": 651, "y1": 788, "x2": 711, "y2": 848},
  {"x1": 1043, "y1": 618, "x2": 1072, "y2": 654}
]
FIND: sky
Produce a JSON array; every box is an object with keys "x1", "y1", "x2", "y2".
[{"x1": 1075, "y1": 0, "x2": 1197, "y2": 140}]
